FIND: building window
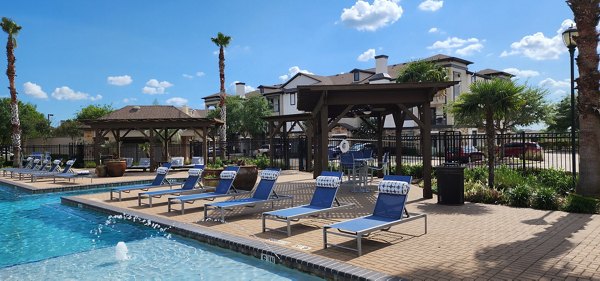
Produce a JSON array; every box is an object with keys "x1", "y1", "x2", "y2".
[
  {"x1": 271, "y1": 97, "x2": 280, "y2": 112},
  {"x1": 453, "y1": 71, "x2": 461, "y2": 100},
  {"x1": 353, "y1": 72, "x2": 359, "y2": 81},
  {"x1": 290, "y1": 93, "x2": 296, "y2": 105}
]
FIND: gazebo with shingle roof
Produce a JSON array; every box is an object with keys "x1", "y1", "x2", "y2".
[{"x1": 84, "y1": 105, "x2": 223, "y2": 169}]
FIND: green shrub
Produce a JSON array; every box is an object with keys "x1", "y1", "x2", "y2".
[
  {"x1": 494, "y1": 166, "x2": 527, "y2": 190},
  {"x1": 84, "y1": 161, "x2": 97, "y2": 168},
  {"x1": 253, "y1": 154, "x2": 269, "y2": 169},
  {"x1": 206, "y1": 158, "x2": 224, "y2": 169},
  {"x1": 531, "y1": 187, "x2": 560, "y2": 210},
  {"x1": 562, "y1": 194, "x2": 599, "y2": 214},
  {"x1": 464, "y1": 166, "x2": 488, "y2": 183},
  {"x1": 506, "y1": 184, "x2": 532, "y2": 208},
  {"x1": 528, "y1": 169, "x2": 574, "y2": 195},
  {"x1": 390, "y1": 164, "x2": 424, "y2": 179},
  {"x1": 464, "y1": 181, "x2": 505, "y2": 204}
]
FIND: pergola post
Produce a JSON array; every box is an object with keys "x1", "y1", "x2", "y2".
[
  {"x1": 376, "y1": 115, "x2": 384, "y2": 177},
  {"x1": 319, "y1": 99, "x2": 329, "y2": 175},
  {"x1": 149, "y1": 129, "x2": 156, "y2": 171},
  {"x1": 93, "y1": 129, "x2": 103, "y2": 165},
  {"x1": 392, "y1": 111, "x2": 406, "y2": 174},
  {"x1": 202, "y1": 127, "x2": 208, "y2": 164},
  {"x1": 421, "y1": 102, "x2": 433, "y2": 199}
]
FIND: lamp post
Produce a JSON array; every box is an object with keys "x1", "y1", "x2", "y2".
[
  {"x1": 47, "y1": 113, "x2": 53, "y2": 124},
  {"x1": 562, "y1": 25, "x2": 578, "y2": 183}
]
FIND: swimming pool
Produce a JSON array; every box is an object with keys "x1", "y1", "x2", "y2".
[{"x1": 0, "y1": 185, "x2": 322, "y2": 280}]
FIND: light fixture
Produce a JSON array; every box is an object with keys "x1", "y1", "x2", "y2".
[
  {"x1": 363, "y1": 110, "x2": 372, "y2": 115},
  {"x1": 562, "y1": 23, "x2": 578, "y2": 184},
  {"x1": 562, "y1": 25, "x2": 578, "y2": 48}
]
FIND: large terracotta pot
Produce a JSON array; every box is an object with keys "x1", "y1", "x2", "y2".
[
  {"x1": 105, "y1": 160, "x2": 127, "y2": 177},
  {"x1": 233, "y1": 165, "x2": 258, "y2": 191},
  {"x1": 202, "y1": 168, "x2": 224, "y2": 187}
]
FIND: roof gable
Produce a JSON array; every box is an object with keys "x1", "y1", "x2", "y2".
[{"x1": 100, "y1": 105, "x2": 192, "y2": 120}]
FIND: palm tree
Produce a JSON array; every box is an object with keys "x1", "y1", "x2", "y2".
[
  {"x1": 211, "y1": 32, "x2": 231, "y2": 152},
  {"x1": 567, "y1": 0, "x2": 600, "y2": 198},
  {"x1": 450, "y1": 78, "x2": 524, "y2": 188},
  {"x1": 396, "y1": 60, "x2": 448, "y2": 83},
  {"x1": 1, "y1": 17, "x2": 22, "y2": 167}
]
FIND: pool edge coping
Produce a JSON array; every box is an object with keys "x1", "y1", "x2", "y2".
[
  {"x1": 0, "y1": 177, "x2": 186, "y2": 194},
  {"x1": 61, "y1": 196, "x2": 402, "y2": 281}
]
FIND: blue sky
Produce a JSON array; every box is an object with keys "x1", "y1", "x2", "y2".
[{"x1": 2, "y1": 0, "x2": 575, "y2": 125}]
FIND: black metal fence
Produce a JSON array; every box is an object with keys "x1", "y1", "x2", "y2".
[{"x1": 1, "y1": 132, "x2": 578, "y2": 172}]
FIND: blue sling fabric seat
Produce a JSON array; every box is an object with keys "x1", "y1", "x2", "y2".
[
  {"x1": 203, "y1": 168, "x2": 292, "y2": 222},
  {"x1": 109, "y1": 163, "x2": 172, "y2": 201},
  {"x1": 138, "y1": 165, "x2": 204, "y2": 207},
  {"x1": 167, "y1": 166, "x2": 244, "y2": 214},
  {"x1": 262, "y1": 171, "x2": 352, "y2": 236},
  {"x1": 323, "y1": 175, "x2": 427, "y2": 256}
]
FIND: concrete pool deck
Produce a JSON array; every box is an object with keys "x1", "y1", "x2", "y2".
[{"x1": 4, "y1": 170, "x2": 600, "y2": 280}]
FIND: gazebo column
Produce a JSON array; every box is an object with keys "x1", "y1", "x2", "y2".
[
  {"x1": 93, "y1": 129, "x2": 103, "y2": 165},
  {"x1": 163, "y1": 129, "x2": 169, "y2": 162},
  {"x1": 202, "y1": 127, "x2": 208, "y2": 164},
  {"x1": 306, "y1": 120, "x2": 313, "y2": 172},
  {"x1": 376, "y1": 115, "x2": 384, "y2": 177},
  {"x1": 421, "y1": 103, "x2": 433, "y2": 199},
  {"x1": 392, "y1": 111, "x2": 406, "y2": 175},
  {"x1": 319, "y1": 104, "x2": 328, "y2": 176},
  {"x1": 149, "y1": 129, "x2": 156, "y2": 171}
]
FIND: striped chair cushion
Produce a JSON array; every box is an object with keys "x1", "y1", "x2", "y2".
[
  {"x1": 53, "y1": 160, "x2": 62, "y2": 165},
  {"x1": 188, "y1": 168, "x2": 203, "y2": 177},
  {"x1": 316, "y1": 176, "x2": 341, "y2": 188},
  {"x1": 378, "y1": 180, "x2": 410, "y2": 195},
  {"x1": 66, "y1": 160, "x2": 75, "y2": 165},
  {"x1": 260, "y1": 170, "x2": 280, "y2": 180},
  {"x1": 156, "y1": 167, "x2": 169, "y2": 175},
  {"x1": 220, "y1": 171, "x2": 237, "y2": 180}
]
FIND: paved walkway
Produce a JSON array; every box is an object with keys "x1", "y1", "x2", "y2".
[{"x1": 6, "y1": 170, "x2": 600, "y2": 280}]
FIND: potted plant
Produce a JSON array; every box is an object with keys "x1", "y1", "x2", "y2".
[
  {"x1": 232, "y1": 158, "x2": 259, "y2": 191},
  {"x1": 105, "y1": 153, "x2": 127, "y2": 177},
  {"x1": 202, "y1": 158, "x2": 224, "y2": 187}
]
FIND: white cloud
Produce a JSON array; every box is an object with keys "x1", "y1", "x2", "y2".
[
  {"x1": 357, "y1": 48, "x2": 376, "y2": 62},
  {"x1": 142, "y1": 79, "x2": 173, "y2": 95},
  {"x1": 503, "y1": 68, "x2": 540, "y2": 79},
  {"x1": 428, "y1": 27, "x2": 439, "y2": 33},
  {"x1": 23, "y1": 82, "x2": 48, "y2": 99},
  {"x1": 419, "y1": 0, "x2": 443, "y2": 12},
  {"x1": 428, "y1": 37, "x2": 484, "y2": 56},
  {"x1": 166, "y1": 97, "x2": 188, "y2": 106},
  {"x1": 182, "y1": 74, "x2": 194, "y2": 79},
  {"x1": 51, "y1": 86, "x2": 102, "y2": 101},
  {"x1": 122, "y1": 98, "x2": 137, "y2": 103},
  {"x1": 279, "y1": 66, "x2": 314, "y2": 81},
  {"x1": 182, "y1": 71, "x2": 204, "y2": 79},
  {"x1": 107, "y1": 75, "x2": 132, "y2": 86},
  {"x1": 500, "y1": 19, "x2": 574, "y2": 60},
  {"x1": 539, "y1": 78, "x2": 570, "y2": 89},
  {"x1": 196, "y1": 71, "x2": 205, "y2": 77},
  {"x1": 340, "y1": 0, "x2": 403, "y2": 32}
]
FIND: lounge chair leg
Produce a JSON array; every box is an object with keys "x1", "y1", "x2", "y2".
[
  {"x1": 287, "y1": 220, "x2": 291, "y2": 237},
  {"x1": 323, "y1": 228, "x2": 328, "y2": 249},
  {"x1": 168, "y1": 200, "x2": 171, "y2": 212},
  {"x1": 181, "y1": 202, "x2": 185, "y2": 215},
  {"x1": 203, "y1": 206, "x2": 207, "y2": 221},
  {"x1": 149, "y1": 197, "x2": 152, "y2": 208},
  {"x1": 357, "y1": 234, "x2": 362, "y2": 256}
]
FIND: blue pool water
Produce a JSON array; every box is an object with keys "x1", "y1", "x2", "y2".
[{"x1": 0, "y1": 185, "x2": 322, "y2": 280}]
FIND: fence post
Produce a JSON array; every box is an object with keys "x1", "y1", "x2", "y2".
[{"x1": 521, "y1": 131, "x2": 526, "y2": 172}]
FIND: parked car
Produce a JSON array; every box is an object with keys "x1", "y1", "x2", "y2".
[
  {"x1": 0, "y1": 149, "x2": 13, "y2": 162},
  {"x1": 445, "y1": 146, "x2": 484, "y2": 163},
  {"x1": 253, "y1": 144, "x2": 289, "y2": 157},
  {"x1": 498, "y1": 142, "x2": 544, "y2": 161}
]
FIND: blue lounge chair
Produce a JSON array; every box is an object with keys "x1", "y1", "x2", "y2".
[
  {"x1": 30, "y1": 160, "x2": 77, "y2": 182},
  {"x1": 25, "y1": 160, "x2": 61, "y2": 182},
  {"x1": 130, "y1": 158, "x2": 151, "y2": 171},
  {"x1": 262, "y1": 171, "x2": 352, "y2": 236},
  {"x1": 138, "y1": 165, "x2": 204, "y2": 207},
  {"x1": 2, "y1": 157, "x2": 35, "y2": 177},
  {"x1": 109, "y1": 163, "x2": 173, "y2": 201},
  {"x1": 323, "y1": 175, "x2": 427, "y2": 256},
  {"x1": 203, "y1": 168, "x2": 293, "y2": 223},
  {"x1": 167, "y1": 166, "x2": 245, "y2": 214},
  {"x1": 17, "y1": 159, "x2": 50, "y2": 179}
]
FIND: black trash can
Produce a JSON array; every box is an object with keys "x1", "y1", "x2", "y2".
[{"x1": 436, "y1": 164, "x2": 465, "y2": 205}]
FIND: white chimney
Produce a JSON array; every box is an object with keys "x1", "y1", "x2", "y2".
[
  {"x1": 375, "y1": 55, "x2": 388, "y2": 74},
  {"x1": 182, "y1": 105, "x2": 190, "y2": 115},
  {"x1": 235, "y1": 82, "x2": 246, "y2": 97},
  {"x1": 369, "y1": 55, "x2": 393, "y2": 84}
]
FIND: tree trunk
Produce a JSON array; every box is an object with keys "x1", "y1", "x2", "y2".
[
  {"x1": 218, "y1": 46, "x2": 227, "y2": 152},
  {"x1": 6, "y1": 34, "x2": 21, "y2": 167},
  {"x1": 485, "y1": 109, "x2": 495, "y2": 188},
  {"x1": 568, "y1": 0, "x2": 600, "y2": 198}
]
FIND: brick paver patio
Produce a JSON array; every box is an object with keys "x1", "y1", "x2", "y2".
[{"x1": 4, "y1": 170, "x2": 600, "y2": 280}]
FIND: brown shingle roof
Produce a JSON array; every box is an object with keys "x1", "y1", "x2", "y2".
[
  {"x1": 477, "y1": 69, "x2": 514, "y2": 77},
  {"x1": 99, "y1": 105, "x2": 193, "y2": 120}
]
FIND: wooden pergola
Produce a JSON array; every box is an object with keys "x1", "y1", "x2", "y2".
[
  {"x1": 84, "y1": 106, "x2": 222, "y2": 170},
  {"x1": 296, "y1": 82, "x2": 457, "y2": 199}
]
